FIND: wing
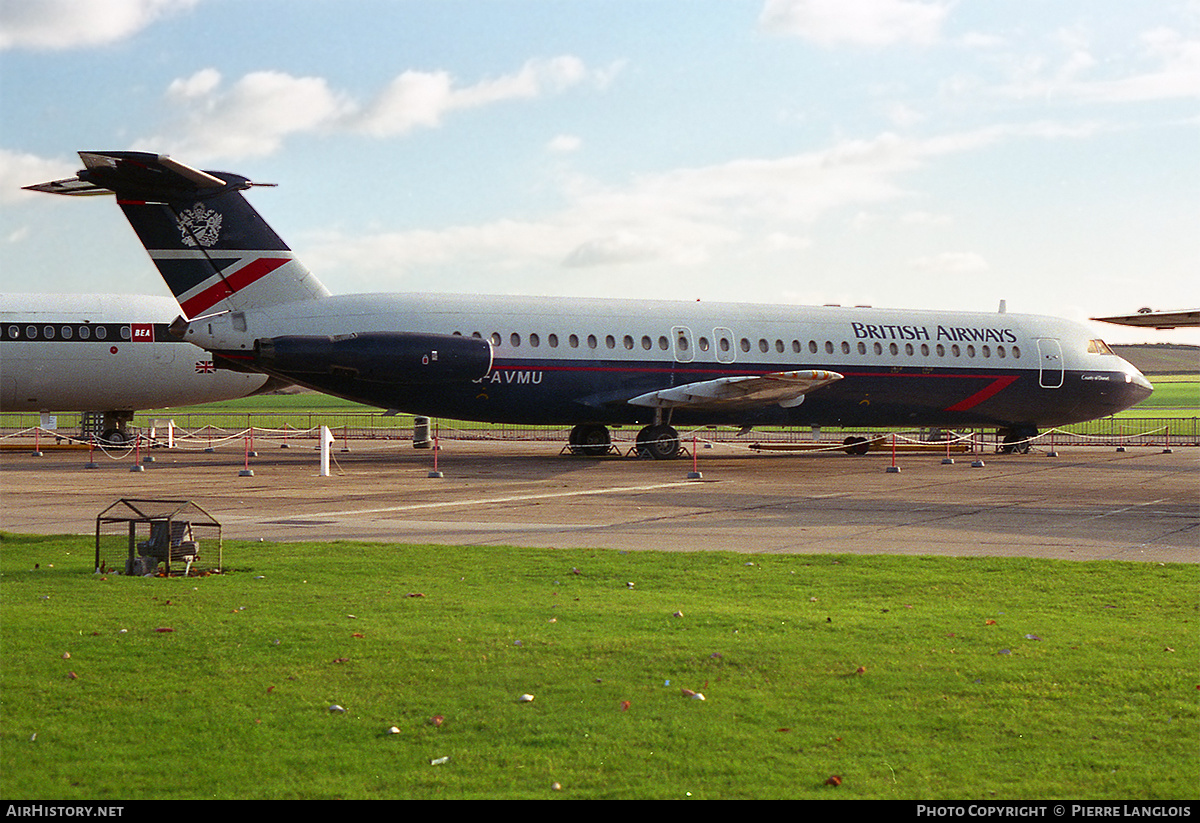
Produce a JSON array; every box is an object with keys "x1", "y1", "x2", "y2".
[
  {"x1": 628, "y1": 370, "x2": 843, "y2": 411},
  {"x1": 1091, "y1": 309, "x2": 1199, "y2": 330}
]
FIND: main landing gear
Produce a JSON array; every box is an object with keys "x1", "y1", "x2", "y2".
[
  {"x1": 635, "y1": 424, "x2": 681, "y2": 460},
  {"x1": 567, "y1": 423, "x2": 612, "y2": 457},
  {"x1": 566, "y1": 423, "x2": 682, "y2": 460},
  {"x1": 997, "y1": 427, "x2": 1038, "y2": 454}
]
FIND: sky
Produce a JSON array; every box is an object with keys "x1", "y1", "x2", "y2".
[{"x1": 1, "y1": 0, "x2": 1197, "y2": 346}]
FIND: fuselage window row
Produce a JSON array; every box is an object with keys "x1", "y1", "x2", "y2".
[
  {"x1": 4, "y1": 324, "x2": 127, "y2": 342},
  {"x1": 453, "y1": 329, "x2": 1023, "y2": 361}
]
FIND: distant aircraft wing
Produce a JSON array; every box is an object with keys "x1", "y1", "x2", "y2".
[
  {"x1": 628, "y1": 370, "x2": 843, "y2": 410},
  {"x1": 1092, "y1": 310, "x2": 1200, "y2": 329}
]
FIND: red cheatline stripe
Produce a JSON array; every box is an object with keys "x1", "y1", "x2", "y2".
[
  {"x1": 944, "y1": 375, "x2": 1018, "y2": 411},
  {"x1": 180, "y1": 257, "x2": 289, "y2": 317}
]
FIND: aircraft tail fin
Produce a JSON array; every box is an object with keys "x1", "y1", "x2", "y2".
[{"x1": 25, "y1": 151, "x2": 330, "y2": 318}]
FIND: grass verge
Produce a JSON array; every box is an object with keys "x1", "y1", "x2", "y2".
[{"x1": 1, "y1": 533, "x2": 1196, "y2": 800}]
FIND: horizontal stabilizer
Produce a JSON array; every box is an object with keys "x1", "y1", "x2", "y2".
[
  {"x1": 628, "y1": 370, "x2": 843, "y2": 410},
  {"x1": 23, "y1": 152, "x2": 237, "y2": 199}
]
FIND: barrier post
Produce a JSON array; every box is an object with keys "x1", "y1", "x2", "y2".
[
  {"x1": 428, "y1": 423, "x2": 444, "y2": 478},
  {"x1": 1046, "y1": 431, "x2": 1058, "y2": 457},
  {"x1": 687, "y1": 434, "x2": 702, "y2": 479},
  {"x1": 970, "y1": 432, "x2": 985, "y2": 467},
  {"x1": 319, "y1": 425, "x2": 334, "y2": 476},
  {"x1": 942, "y1": 434, "x2": 954, "y2": 465},
  {"x1": 1163, "y1": 425, "x2": 1173, "y2": 454},
  {"x1": 886, "y1": 433, "x2": 900, "y2": 473},
  {"x1": 31, "y1": 427, "x2": 43, "y2": 457},
  {"x1": 130, "y1": 435, "x2": 145, "y2": 472},
  {"x1": 85, "y1": 438, "x2": 99, "y2": 470},
  {"x1": 239, "y1": 435, "x2": 255, "y2": 477}
]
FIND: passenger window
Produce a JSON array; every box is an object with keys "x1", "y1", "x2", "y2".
[
  {"x1": 997, "y1": 346, "x2": 1005, "y2": 358},
  {"x1": 62, "y1": 326, "x2": 73, "y2": 339},
  {"x1": 758, "y1": 339, "x2": 769, "y2": 353},
  {"x1": 548, "y1": 334, "x2": 558, "y2": 348},
  {"x1": 530, "y1": 333, "x2": 540, "y2": 348},
  {"x1": 659, "y1": 336, "x2": 670, "y2": 351},
  {"x1": 873, "y1": 342, "x2": 883, "y2": 355},
  {"x1": 808, "y1": 341, "x2": 818, "y2": 354},
  {"x1": 26, "y1": 326, "x2": 37, "y2": 339},
  {"x1": 936, "y1": 344, "x2": 945, "y2": 357},
  {"x1": 490, "y1": 332, "x2": 502, "y2": 346},
  {"x1": 642, "y1": 335, "x2": 652, "y2": 350},
  {"x1": 740, "y1": 338, "x2": 751, "y2": 352},
  {"x1": 698, "y1": 337, "x2": 710, "y2": 352},
  {"x1": 96, "y1": 327, "x2": 107, "y2": 340},
  {"x1": 587, "y1": 334, "x2": 597, "y2": 349},
  {"x1": 966, "y1": 345, "x2": 975, "y2": 358},
  {"x1": 79, "y1": 326, "x2": 91, "y2": 340},
  {"x1": 825, "y1": 341, "x2": 834, "y2": 354},
  {"x1": 889, "y1": 343, "x2": 899, "y2": 356},
  {"x1": 623, "y1": 335, "x2": 634, "y2": 350},
  {"x1": 951, "y1": 344, "x2": 960, "y2": 357},
  {"x1": 606, "y1": 335, "x2": 616, "y2": 349},
  {"x1": 792, "y1": 340, "x2": 801, "y2": 353},
  {"x1": 1012, "y1": 346, "x2": 1021, "y2": 358},
  {"x1": 982, "y1": 345, "x2": 990, "y2": 358},
  {"x1": 510, "y1": 333, "x2": 522, "y2": 347},
  {"x1": 569, "y1": 334, "x2": 579, "y2": 348},
  {"x1": 841, "y1": 341, "x2": 850, "y2": 354},
  {"x1": 857, "y1": 342, "x2": 866, "y2": 355},
  {"x1": 920, "y1": 343, "x2": 929, "y2": 356}
]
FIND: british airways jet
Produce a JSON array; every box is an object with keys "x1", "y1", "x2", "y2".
[{"x1": 25, "y1": 151, "x2": 1153, "y2": 458}]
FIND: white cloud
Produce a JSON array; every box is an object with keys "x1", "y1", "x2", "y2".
[
  {"x1": 547, "y1": 134, "x2": 583, "y2": 154},
  {"x1": 135, "y1": 70, "x2": 353, "y2": 160},
  {"x1": 308, "y1": 129, "x2": 1013, "y2": 288},
  {"x1": 909, "y1": 251, "x2": 989, "y2": 274},
  {"x1": 997, "y1": 25, "x2": 1200, "y2": 104},
  {"x1": 0, "y1": 0, "x2": 200, "y2": 51},
  {"x1": 759, "y1": 0, "x2": 952, "y2": 47},
  {"x1": 137, "y1": 57, "x2": 616, "y2": 160},
  {"x1": 0, "y1": 148, "x2": 78, "y2": 204}
]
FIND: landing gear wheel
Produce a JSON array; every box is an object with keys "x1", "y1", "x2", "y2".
[
  {"x1": 100, "y1": 428, "x2": 132, "y2": 446},
  {"x1": 568, "y1": 424, "x2": 611, "y2": 457},
  {"x1": 999, "y1": 430, "x2": 1033, "y2": 455},
  {"x1": 636, "y1": 424, "x2": 681, "y2": 460},
  {"x1": 842, "y1": 435, "x2": 870, "y2": 455}
]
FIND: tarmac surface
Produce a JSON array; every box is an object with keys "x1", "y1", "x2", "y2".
[{"x1": 1, "y1": 439, "x2": 1196, "y2": 563}]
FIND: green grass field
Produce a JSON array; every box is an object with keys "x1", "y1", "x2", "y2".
[{"x1": 2, "y1": 533, "x2": 1195, "y2": 800}]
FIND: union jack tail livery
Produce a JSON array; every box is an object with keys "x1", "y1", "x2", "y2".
[{"x1": 24, "y1": 151, "x2": 330, "y2": 319}]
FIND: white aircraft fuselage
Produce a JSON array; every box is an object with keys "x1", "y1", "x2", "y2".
[{"x1": 0, "y1": 292, "x2": 273, "y2": 416}]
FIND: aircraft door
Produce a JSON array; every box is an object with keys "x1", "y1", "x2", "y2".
[
  {"x1": 1036, "y1": 338, "x2": 1064, "y2": 389},
  {"x1": 714, "y1": 327, "x2": 735, "y2": 363},
  {"x1": 672, "y1": 326, "x2": 694, "y2": 363}
]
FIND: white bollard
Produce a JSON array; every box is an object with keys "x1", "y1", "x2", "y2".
[{"x1": 319, "y1": 425, "x2": 335, "y2": 477}]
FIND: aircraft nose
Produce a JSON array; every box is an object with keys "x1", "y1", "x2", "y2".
[{"x1": 1121, "y1": 361, "x2": 1154, "y2": 407}]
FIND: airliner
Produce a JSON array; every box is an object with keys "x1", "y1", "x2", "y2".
[
  {"x1": 24, "y1": 151, "x2": 1153, "y2": 458},
  {"x1": 0, "y1": 292, "x2": 278, "y2": 443}
]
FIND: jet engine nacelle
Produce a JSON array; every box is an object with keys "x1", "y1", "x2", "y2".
[{"x1": 253, "y1": 332, "x2": 493, "y2": 384}]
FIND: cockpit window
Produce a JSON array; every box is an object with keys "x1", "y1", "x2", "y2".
[{"x1": 1087, "y1": 339, "x2": 1114, "y2": 355}]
